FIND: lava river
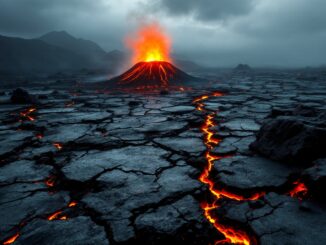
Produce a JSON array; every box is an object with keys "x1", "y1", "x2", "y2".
[{"x1": 193, "y1": 92, "x2": 264, "y2": 245}]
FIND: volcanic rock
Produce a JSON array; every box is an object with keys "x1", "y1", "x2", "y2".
[
  {"x1": 10, "y1": 88, "x2": 38, "y2": 104},
  {"x1": 15, "y1": 217, "x2": 108, "y2": 245},
  {"x1": 302, "y1": 158, "x2": 326, "y2": 202},
  {"x1": 220, "y1": 193, "x2": 326, "y2": 245},
  {"x1": 250, "y1": 106, "x2": 326, "y2": 165}
]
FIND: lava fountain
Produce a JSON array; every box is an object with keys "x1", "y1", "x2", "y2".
[
  {"x1": 126, "y1": 22, "x2": 172, "y2": 64},
  {"x1": 105, "y1": 22, "x2": 204, "y2": 90}
]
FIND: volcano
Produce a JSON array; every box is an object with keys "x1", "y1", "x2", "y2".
[
  {"x1": 105, "y1": 61, "x2": 204, "y2": 90},
  {"x1": 99, "y1": 22, "x2": 206, "y2": 90}
]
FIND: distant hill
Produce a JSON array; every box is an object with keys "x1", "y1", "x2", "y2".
[
  {"x1": 39, "y1": 31, "x2": 107, "y2": 66},
  {"x1": 174, "y1": 59, "x2": 205, "y2": 72},
  {"x1": 105, "y1": 50, "x2": 128, "y2": 71},
  {"x1": 0, "y1": 34, "x2": 90, "y2": 75},
  {"x1": 0, "y1": 31, "x2": 207, "y2": 76}
]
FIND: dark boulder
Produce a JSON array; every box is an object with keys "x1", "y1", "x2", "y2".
[
  {"x1": 250, "y1": 106, "x2": 326, "y2": 165},
  {"x1": 302, "y1": 158, "x2": 326, "y2": 202},
  {"x1": 10, "y1": 88, "x2": 38, "y2": 104}
]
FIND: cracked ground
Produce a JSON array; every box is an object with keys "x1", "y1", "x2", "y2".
[{"x1": 1, "y1": 74, "x2": 326, "y2": 245}]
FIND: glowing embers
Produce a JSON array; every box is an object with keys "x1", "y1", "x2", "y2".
[
  {"x1": 53, "y1": 143, "x2": 63, "y2": 150},
  {"x1": 47, "y1": 211, "x2": 67, "y2": 221},
  {"x1": 47, "y1": 202, "x2": 78, "y2": 221},
  {"x1": 289, "y1": 181, "x2": 308, "y2": 200},
  {"x1": 45, "y1": 176, "x2": 56, "y2": 187},
  {"x1": 3, "y1": 233, "x2": 19, "y2": 245},
  {"x1": 68, "y1": 201, "x2": 78, "y2": 208},
  {"x1": 19, "y1": 107, "x2": 37, "y2": 122},
  {"x1": 126, "y1": 22, "x2": 171, "y2": 64}
]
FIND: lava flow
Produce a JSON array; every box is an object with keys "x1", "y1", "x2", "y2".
[
  {"x1": 19, "y1": 107, "x2": 36, "y2": 121},
  {"x1": 289, "y1": 181, "x2": 308, "y2": 200},
  {"x1": 105, "y1": 22, "x2": 201, "y2": 90},
  {"x1": 3, "y1": 233, "x2": 19, "y2": 245},
  {"x1": 193, "y1": 92, "x2": 262, "y2": 245},
  {"x1": 47, "y1": 211, "x2": 67, "y2": 221}
]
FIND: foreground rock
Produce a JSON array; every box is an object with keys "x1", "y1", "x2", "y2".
[
  {"x1": 250, "y1": 106, "x2": 326, "y2": 165},
  {"x1": 10, "y1": 88, "x2": 38, "y2": 104},
  {"x1": 218, "y1": 193, "x2": 326, "y2": 245},
  {"x1": 1, "y1": 74, "x2": 326, "y2": 244}
]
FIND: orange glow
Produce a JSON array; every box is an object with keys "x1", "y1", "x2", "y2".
[
  {"x1": 126, "y1": 22, "x2": 171, "y2": 64},
  {"x1": 53, "y1": 143, "x2": 63, "y2": 150},
  {"x1": 289, "y1": 181, "x2": 308, "y2": 200},
  {"x1": 68, "y1": 201, "x2": 77, "y2": 207},
  {"x1": 193, "y1": 92, "x2": 262, "y2": 245},
  {"x1": 45, "y1": 176, "x2": 56, "y2": 187},
  {"x1": 47, "y1": 211, "x2": 67, "y2": 221},
  {"x1": 118, "y1": 61, "x2": 177, "y2": 88},
  {"x1": 20, "y1": 107, "x2": 36, "y2": 121},
  {"x1": 3, "y1": 233, "x2": 19, "y2": 245}
]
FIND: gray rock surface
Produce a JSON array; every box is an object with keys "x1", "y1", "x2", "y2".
[{"x1": 1, "y1": 75, "x2": 326, "y2": 244}]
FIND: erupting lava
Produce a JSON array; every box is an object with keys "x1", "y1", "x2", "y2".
[
  {"x1": 126, "y1": 22, "x2": 171, "y2": 63},
  {"x1": 105, "y1": 22, "x2": 202, "y2": 90},
  {"x1": 193, "y1": 92, "x2": 262, "y2": 245}
]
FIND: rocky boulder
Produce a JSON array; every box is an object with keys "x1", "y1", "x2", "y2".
[
  {"x1": 250, "y1": 106, "x2": 326, "y2": 165},
  {"x1": 10, "y1": 88, "x2": 38, "y2": 104}
]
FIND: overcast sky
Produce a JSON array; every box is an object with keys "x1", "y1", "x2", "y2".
[{"x1": 0, "y1": 0, "x2": 325, "y2": 67}]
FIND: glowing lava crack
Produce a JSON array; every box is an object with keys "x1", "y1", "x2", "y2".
[{"x1": 193, "y1": 92, "x2": 263, "y2": 245}]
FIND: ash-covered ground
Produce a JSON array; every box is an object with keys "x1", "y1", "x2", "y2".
[{"x1": 1, "y1": 70, "x2": 326, "y2": 245}]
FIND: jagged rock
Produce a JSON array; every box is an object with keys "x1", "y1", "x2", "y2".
[
  {"x1": 15, "y1": 217, "x2": 108, "y2": 245},
  {"x1": 219, "y1": 193, "x2": 326, "y2": 245},
  {"x1": 302, "y1": 158, "x2": 326, "y2": 202},
  {"x1": 10, "y1": 88, "x2": 38, "y2": 104},
  {"x1": 211, "y1": 156, "x2": 296, "y2": 192},
  {"x1": 0, "y1": 185, "x2": 68, "y2": 238},
  {"x1": 250, "y1": 107, "x2": 326, "y2": 165}
]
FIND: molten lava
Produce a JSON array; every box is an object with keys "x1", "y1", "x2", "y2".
[
  {"x1": 53, "y1": 143, "x2": 63, "y2": 150},
  {"x1": 47, "y1": 211, "x2": 67, "y2": 221},
  {"x1": 289, "y1": 181, "x2": 308, "y2": 200},
  {"x1": 108, "y1": 60, "x2": 197, "y2": 90},
  {"x1": 193, "y1": 92, "x2": 263, "y2": 245},
  {"x1": 126, "y1": 22, "x2": 171, "y2": 64},
  {"x1": 19, "y1": 107, "x2": 36, "y2": 121},
  {"x1": 3, "y1": 233, "x2": 19, "y2": 245}
]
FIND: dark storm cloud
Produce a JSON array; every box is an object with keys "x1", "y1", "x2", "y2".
[
  {"x1": 0, "y1": 0, "x2": 98, "y2": 34},
  {"x1": 151, "y1": 0, "x2": 255, "y2": 21},
  {"x1": 0, "y1": 0, "x2": 127, "y2": 50},
  {"x1": 0, "y1": 0, "x2": 325, "y2": 67}
]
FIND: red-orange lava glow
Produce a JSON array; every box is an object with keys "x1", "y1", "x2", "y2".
[
  {"x1": 53, "y1": 143, "x2": 63, "y2": 150},
  {"x1": 3, "y1": 233, "x2": 19, "y2": 245},
  {"x1": 68, "y1": 201, "x2": 78, "y2": 207},
  {"x1": 193, "y1": 92, "x2": 262, "y2": 245},
  {"x1": 126, "y1": 22, "x2": 171, "y2": 64},
  {"x1": 289, "y1": 181, "x2": 308, "y2": 200},
  {"x1": 45, "y1": 176, "x2": 56, "y2": 187},
  {"x1": 119, "y1": 61, "x2": 176, "y2": 87},
  {"x1": 19, "y1": 107, "x2": 36, "y2": 121},
  {"x1": 47, "y1": 211, "x2": 67, "y2": 221}
]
